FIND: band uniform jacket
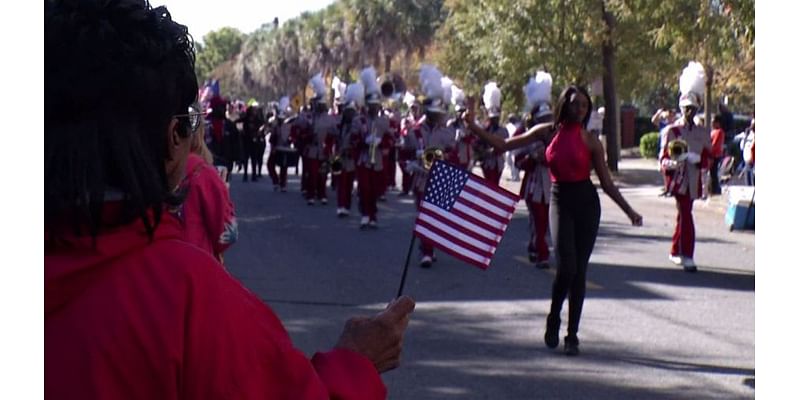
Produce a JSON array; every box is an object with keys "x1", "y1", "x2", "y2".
[{"x1": 659, "y1": 120, "x2": 711, "y2": 200}]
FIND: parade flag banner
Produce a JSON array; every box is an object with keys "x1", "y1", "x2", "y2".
[{"x1": 414, "y1": 160, "x2": 521, "y2": 269}]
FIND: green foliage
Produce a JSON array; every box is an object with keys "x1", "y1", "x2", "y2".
[
  {"x1": 639, "y1": 132, "x2": 660, "y2": 159},
  {"x1": 196, "y1": 27, "x2": 246, "y2": 82}
]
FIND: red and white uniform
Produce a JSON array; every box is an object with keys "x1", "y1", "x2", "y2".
[
  {"x1": 448, "y1": 117, "x2": 476, "y2": 169},
  {"x1": 335, "y1": 115, "x2": 364, "y2": 211},
  {"x1": 514, "y1": 126, "x2": 551, "y2": 263},
  {"x1": 356, "y1": 114, "x2": 392, "y2": 222},
  {"x1": 398, "y1": 113, "x2": 420, "y2": 194},
  {"x1": 304, "y1": 112, "x2": 338, "y2": 202},
  {"x1": 267, "y1": 119, "x2": 294, "y2": 190},
  {"x1": 478, "y1": 122, "x2": 509, "y2": 185},
  {"x1": 659, "y1": 120, "x2": 711, "y2": 259}
]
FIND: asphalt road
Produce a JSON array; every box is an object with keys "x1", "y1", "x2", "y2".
[{"x1": 224, "y1": 157, "x2": 755, "y2": 399}]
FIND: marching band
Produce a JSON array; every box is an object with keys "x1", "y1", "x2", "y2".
[{"x1": 199, "y1": 65, "x2": 564, "y2": 268}]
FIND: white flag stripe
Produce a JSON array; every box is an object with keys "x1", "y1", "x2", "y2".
[
  {"x1": 417, "y1": 213, "x2": 496, "y2": 252},
  {"x1": 452, "y1": 202, "x2": 507, "y2": 230},
  {"x1": 458, "y1": 191, "x2": 510, "y2": 220},
  {"x1": 465, "y1": 179, "x2": 518, "y2": 207},
  {"x1": 414, "y1": 225, "x2": 490, "y2": 266},
  {"x1": 421, "y1": 201, "x2": 499, "y2": 242}
]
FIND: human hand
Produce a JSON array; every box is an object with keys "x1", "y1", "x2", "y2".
[
  {"x1": 335, "y1": 296, "x2": 416, "y2": 373},
  {"x1": 628, "y1": 210, "x2": 643, "y2": 226}
]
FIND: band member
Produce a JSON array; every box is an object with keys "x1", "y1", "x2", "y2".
[
  {"x1": 448, "y1": 84, "x2": 474, "y2": 169},
  {"x1": 398, "y1": 94, "x2": 422, "y2": 196},
  {"x1": 238, "y1": 104, "x2": 266, "y2": 182},
  {"x1": 334, "y1": 83, "x2": 365, "y2": 217},
  {"x1": 304, "y1": 73, "x2": 337, "y2": 205},
  {"x1": 517, "y1": 71, "x2": 555, "y2": 268},
  {"x1": 410, "y1": 65, "x2": 457, "y2": 267},
  {"x1": 478, "y1": 82, "x2": 508, "y2": 185},
  {"x1": 660, "y1": 62, "x2": 712, "y2": 272},
  {"x1": 382, "y1": 101, "x2": 402, "y2": 198},
  {"x1": 267, "y1": 97, "x2": 295, "y2": 192},
  {"x1": 355, "y1": 67, "x2": 391, "y2": 228}
]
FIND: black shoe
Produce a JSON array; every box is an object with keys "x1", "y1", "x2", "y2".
[
  {"x1": 544, "y1": 314, "x2": 560, "y2": 349},
  {"x1": 564, "y1": 335, "x2": 580, "y2": 356}
]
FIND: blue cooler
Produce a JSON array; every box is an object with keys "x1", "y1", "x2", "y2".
[{"x1": 725, "y1": 186, "x2": 755, "y2": 231}]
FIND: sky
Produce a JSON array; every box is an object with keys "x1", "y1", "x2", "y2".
[{"x1": 155, "y1": 0, "x2": 337, "y2": 42}]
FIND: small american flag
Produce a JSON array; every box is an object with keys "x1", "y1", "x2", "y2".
[{"x1": 414, "y1": 160, "x2": 521, "y2": 269}]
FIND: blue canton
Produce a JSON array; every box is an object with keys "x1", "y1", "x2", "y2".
[{"x1": 423, "y1": 161, "x2": 470, "y2": 211}]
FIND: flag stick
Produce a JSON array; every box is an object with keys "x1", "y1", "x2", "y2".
[{"x1": 396, "y1": 234, "x2": 417, "y2": 297}]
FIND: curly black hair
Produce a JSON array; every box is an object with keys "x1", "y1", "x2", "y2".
[{"x1": 45, "y1": 0, "x2": 198, "y2": 241}]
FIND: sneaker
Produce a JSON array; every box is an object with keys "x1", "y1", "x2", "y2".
[
  {"x1": 420, "y1": 255, "x2": 433, "y2": 268},
  {"x1": 682, "y1": 257, "x2": 698, "y2": 272},
  {"x1": 360, "y1": 216, "x2": 369, "y2": 229},
  {"x1": 564, "y1": 335, "x2": 580, "y2": 356},
  {"x1": 336, "y1": 208, "x2": 346, "y2": 217},
  {"x1": 341, "y1": 209, "x2": 350, "y2": 216},
  {"x1": 307, "y1": 199, "x2": 315, "y2": 206},
  {"x1": 368, "y1": 219, "x2": 378, "y2": 229},
  {"x1": 544, "y1": 314, "x2": 560, "y2": 349},
  {"x1": 668, "y1": 254, "x2": 683, "y2": 265},
  {"x1": 320, "y1": 198, "x2": 328, "y2": 205}
]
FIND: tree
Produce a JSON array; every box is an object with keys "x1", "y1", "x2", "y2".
[{"x1": 196, "y1": 27, "x2": 247, "y2": 82}]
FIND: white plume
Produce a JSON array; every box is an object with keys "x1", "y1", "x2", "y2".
[
  {"x1": 344, "y1": 82, "x2": 365, "y2": 108},
  {"x1": 483, "y1": 82, "x2": 501, "y2": 110},
  {"x1": 524, "y1": 71, "x2": 553, "y2": 112},
  {"x1": 451, "y1": 84, "x2": 465, "y2": 107},
  {"x1": 441, "y1": 77, "x2": 453, "y2": 110},
  {"x1": 332, "y1": 76, "x2": 347, "y2": 100},
  {"x1": 309, "y1": 73, "x2": 327, "y2": 98},
  {"x1": 419, "y1": 64, "x2": 444, "y2": 100},
  {"x1": 679, "y1": 61, "x2": 706, "y2": 99},
  {"x1": 360, "y1": 66, "x2": 380, "y2": 96},
  {"x1": 403, "y1": 91, "x2": 417, "y2": 107}
]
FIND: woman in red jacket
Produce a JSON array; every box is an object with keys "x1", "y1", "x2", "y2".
[
  {"x1": 465, "y1": 86, "x2": 642, "y2": 356},
  {"x1": 45, "y1": 2, "x2": 414, "y2": 398}
]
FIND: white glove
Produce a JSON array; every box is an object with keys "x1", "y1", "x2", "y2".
[
  {"x1": 686, "y1": 152, "x2": 701, "y2": 164},
  {"x1": 662, "y1": 159, "x2": 680, "y2": 170}
]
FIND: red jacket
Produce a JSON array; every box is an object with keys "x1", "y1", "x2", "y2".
[
  {"x1": 182, "y1": 154, "x2": 237, "y2": 261},
  {"x1": 45, "y1": 212, "x2": 386, "y2": 399}
]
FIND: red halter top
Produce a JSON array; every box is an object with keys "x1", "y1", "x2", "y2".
[{"x1": 545, "y1": 122, "x2": 592, "y2": 183}]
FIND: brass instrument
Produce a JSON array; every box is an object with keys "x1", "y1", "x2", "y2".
[
  {"x1": 422, "y1": 147, "x2": 445, "y2": 170},
  {"x1": 330, "y1": 154, "x2": 344, "y2": 176},
  {"x1": 369, "y1": 123, "x2": 379, "y2": 165},
  {"x1": 668, "y1": 138, "x2": 689, "y2": 160},
  {"x1": 378, "y1": 73, "x2": 407, "y2": 99}
]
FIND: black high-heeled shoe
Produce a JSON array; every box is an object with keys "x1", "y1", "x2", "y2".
[
  {"x1": 564, "y1": 335, "x2": 580, "y2": 356},
  {"x1": 544, "y1": 314, "x2": 560, "y2": 349}
]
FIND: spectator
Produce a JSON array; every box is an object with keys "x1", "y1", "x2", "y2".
[
  {"x1": 45, "y1": 1, "x2": 415, "y2": 398},
  {"x1": 709, "y1": 115, "x2": 726, "y2": 195}
]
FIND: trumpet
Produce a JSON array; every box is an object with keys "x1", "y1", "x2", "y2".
[
  {"x1": 369, "y1": 125, "x2": 380, "y2": 165},
  {"x1": 330, "y1": 154, "x2": 344, "y2": 176},
  {"x1": 668, "y1": 138, "x2": 689, "y2": 160},
  {"x1": 422, "y1": 147, "x2": 445, "y2": 170}
]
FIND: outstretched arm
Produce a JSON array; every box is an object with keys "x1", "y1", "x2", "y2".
[
  {"x1": 587, "y1": 132, "x2": 643, "y2": 226},
  {"x1": 463, "y1": 96, "x2": 552, "y2": 152}
]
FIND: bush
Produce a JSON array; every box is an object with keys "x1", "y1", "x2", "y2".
[{"x1": 639, "y1": 132, "x2": 660, "y2": 159}]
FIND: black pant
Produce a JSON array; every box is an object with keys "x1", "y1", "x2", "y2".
[
  {"x1": 710, "y1": 157, "x2": 722, "y2": 195},
  {"x1": 548, "y1": 180, "x2": 601, "y2": 338}
]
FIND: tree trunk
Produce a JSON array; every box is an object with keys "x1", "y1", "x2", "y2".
[
  {"x1": 601, "y1": 1, "x2": 620, "y2": 172},
  {"x1": 704, "y1": 64, "x2": 714, "y2": 130},
  {"x1": 384, "y1": 54, "x2": 392, "y2": 74}
]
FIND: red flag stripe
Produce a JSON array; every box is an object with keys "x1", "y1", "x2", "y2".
[
  {"x1": 465, "y1": 175, "x2": 520, "y2": 204},
  {"x1": 458, "y1": 191, "x2": 510, "y2": 220},
  {"x1": 414, "y1": 226, "x2": 491, "y2": 268},
  {"x1": 462, "y1": 184, "x2": 516, "y2": 213},
  {"x1": 455, "y1": 197, "x2": 511, "y2": 226},
  {"x1": 420, "y1": 201, "x2": 502, "y2": 243},
  {"x1": 452, "y1": 201, "x2": 508, "y2": 229},
  {"x1": 428, "y1": 238, "x2": 491, "y2": 270},
  {"x1": 415, "y1": 218, "x2": 496, "y2": 257},
  {"x1": 450, "y1": 206, "x2": 506, "y2": 234}
]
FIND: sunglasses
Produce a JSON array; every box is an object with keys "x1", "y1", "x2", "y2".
[{"x1": 174, "y1": 103, "x2": 205, "y2": 134}]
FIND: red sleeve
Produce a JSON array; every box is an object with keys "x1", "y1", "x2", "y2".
[
  {"x1": 197, "y1": 165, "x2": 237, "y2": 257},
  {"x1": 183, "y1": 263, "x2": 387, "y2": 400}
]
